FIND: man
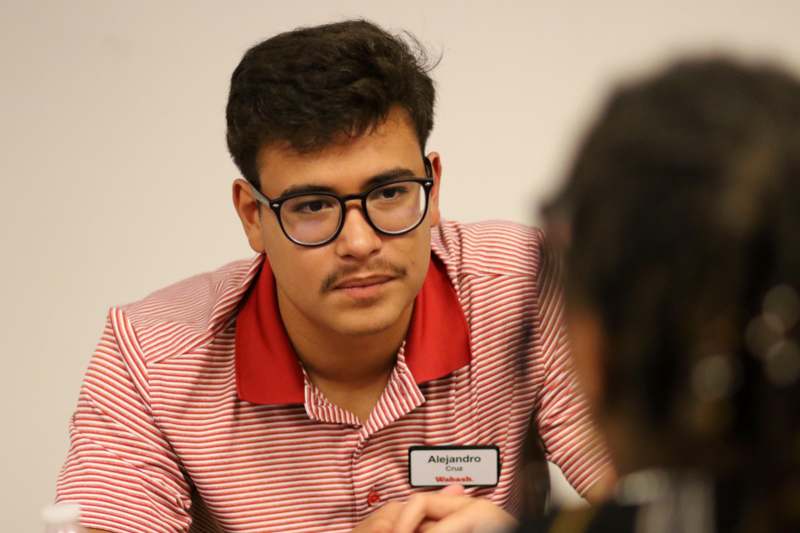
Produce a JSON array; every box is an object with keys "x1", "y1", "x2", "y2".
[{"x1": 56, "y1": 20, "x2": 610, "y2": 532}]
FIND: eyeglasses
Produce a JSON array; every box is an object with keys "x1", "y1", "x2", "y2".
[{"x1": 250, "y1": 158, "x2": 435, "y2": 247}]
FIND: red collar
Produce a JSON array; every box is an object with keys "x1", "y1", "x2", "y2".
[{"x1": 235, "y1": 255, "x2": 471, "y2": 405}]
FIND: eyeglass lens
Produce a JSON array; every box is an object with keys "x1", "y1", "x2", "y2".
[{"x1": 280, "y1": 181, "x2": 427, "y2": 245}]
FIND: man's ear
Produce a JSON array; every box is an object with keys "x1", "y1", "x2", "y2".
[
  {"x1": 567, "y1": 307, "x2": 606, "y2": 411},
  {"x1": 425, "y1": 151, "x2": 442, "y2": 226},
  {"x1": 232, "y1": 178, "x2": 266, "y2": 253}
]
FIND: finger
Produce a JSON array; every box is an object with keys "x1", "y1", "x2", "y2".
[
  {"x1": 417, "y1": 518, "x2": 438, "y2": 533},
  {"x1": 421, "y1": 502, "x2": 517, "y2": 533},
  {"x1": 393, "y1": 494, "x2": 474, "y2": 533},
  {"x1": 414, "y1": 509, "x2": 477, "y2": 533},
  {"x1": 377, "y1": 501, "x2": 405, "y2": 523},
  {"x1": 439, "y1": 484, "x2": 466, "y2": 496},
  {"x1": 350, "y1": 502, "x2": 405, "y2": 533},
  {"x1": 391, "y1": 486, "x2": 463, "y2": 533}
]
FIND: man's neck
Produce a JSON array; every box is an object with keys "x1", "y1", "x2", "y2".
[{"x1": 278, "y1": 299, "x2": 413, "y2": 423}]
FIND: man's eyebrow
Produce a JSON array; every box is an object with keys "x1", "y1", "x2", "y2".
[
  {"x1": 362, "y1": 167, "x2": 418, "y2": 189},
  {"x1": 278, "y1": 183, "x2": 338, "y2": 197},
  {"x1": 278, "y1": 167, "x2": 418, "y2": 197}
]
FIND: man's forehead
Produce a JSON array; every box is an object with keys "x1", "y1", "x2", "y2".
[{"x1": 255, "y1": 108, "x2": 424, "y2": 194}]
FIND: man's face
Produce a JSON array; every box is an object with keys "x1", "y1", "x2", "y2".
[{"x1": 235, "y1": 107, "x2": 441, "y2": 338}]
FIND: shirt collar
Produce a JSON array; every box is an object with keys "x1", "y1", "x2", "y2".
[{"x1": 235, "y1": 254, "x2": 471, "y2": 405}]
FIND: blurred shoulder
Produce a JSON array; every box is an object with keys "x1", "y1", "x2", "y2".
[{"x1": 111, "y1": 256, "x2": 262, "y2": 365}]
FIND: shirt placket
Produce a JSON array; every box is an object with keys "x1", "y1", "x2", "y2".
[
  {"x1": 351, "y1": 351, "x2": 426, "y2": 523},
  {"x1": 301, "y1": 351, "x2": 426, "y2": 525}
]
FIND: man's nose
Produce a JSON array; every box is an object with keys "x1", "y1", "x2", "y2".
[{"x1": 333, "y1": 204, "x2": 382, "y2": 260}]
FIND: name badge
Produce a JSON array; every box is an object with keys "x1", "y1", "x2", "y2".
[{"x1": 408, "y1": 446, "x2": 500, "y2": 487}]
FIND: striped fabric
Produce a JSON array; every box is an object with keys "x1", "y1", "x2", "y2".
[{"x1": 56, "y1": 220, "x2": 608, "y2": 532}]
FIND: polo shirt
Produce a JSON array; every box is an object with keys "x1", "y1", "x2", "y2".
[{"x1": 56, "y1": 220, "x2": 609, "y2": 533}]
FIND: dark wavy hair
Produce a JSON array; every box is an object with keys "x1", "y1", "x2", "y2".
[
  {"x1": 551, "y1": 57, "x2": 800, "y2": 529},
  {"x1": 225, "y1": 19, "x2": 437, "y2": 187}
]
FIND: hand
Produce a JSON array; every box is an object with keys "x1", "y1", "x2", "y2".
[
  {"x1": 350, "y1": 500, "x2": 404, "y2": 533},
  {"x1": 394, "y1": 488, "x2": 517, "y2": 533},
  {"x1": 583, "y1": 469, "x2": 617, "y2": 504},
  {"x1": 350, "y1": 485, "x2": 466, "y2": 533}
]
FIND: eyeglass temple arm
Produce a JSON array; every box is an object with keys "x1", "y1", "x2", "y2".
[
  {"x1": 249, "y1": 183, "x2": 280, "y2": 209},
  {"x1": 423, "y1": 156, "x2": 433, "y2": 178}
]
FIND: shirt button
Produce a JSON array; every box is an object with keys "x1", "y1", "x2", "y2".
[{"x1": 366, "y1": 489, "x2": 381, "y2": 507}]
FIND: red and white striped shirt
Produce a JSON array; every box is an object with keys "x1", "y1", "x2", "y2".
[{"x1": 56, "y1": 220, "x2": 608, "y2": 532}]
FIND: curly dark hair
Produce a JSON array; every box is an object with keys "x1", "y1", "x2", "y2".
[
  {"x1": 551, "y1": 57, "x2": 800, "y2": 529},
  {"x1": 225, "y1": 19, "x2": 437, "y2": 187}
]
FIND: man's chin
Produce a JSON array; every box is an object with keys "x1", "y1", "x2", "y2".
[
  {"x1": 324, "y1": 308, "x2": 403, "y2": 337},
  {"x1": 329, "y1": 319, "x2": 397, "y2": 337}
]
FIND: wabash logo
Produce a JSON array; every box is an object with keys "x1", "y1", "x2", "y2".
[{"x1": 435, "y1": 475, "x2": 474, "y2": 483}]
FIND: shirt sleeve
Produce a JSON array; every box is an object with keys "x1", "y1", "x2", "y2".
[
  {"x1": 532, "y1": 237, "x2": 611, "y2": 496},
  {"x1": 56, "y1": 308, "x2": 192, "y2": 533}
]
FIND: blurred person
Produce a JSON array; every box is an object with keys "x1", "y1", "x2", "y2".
[
  {"x1": 393, "y1": 56, "x2": 800, "y2": 532},
  {"x1": 54, "y1": 20, "x2": 611, "y2": 533}
]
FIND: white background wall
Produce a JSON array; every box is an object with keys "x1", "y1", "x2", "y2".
[{"x1": 2, "y1": 1, "x2": 800, "y2": 530}]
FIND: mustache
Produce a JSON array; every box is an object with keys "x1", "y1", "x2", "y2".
[{"x1": 321, "y1": 259, "x2": 407, "y2": 292}]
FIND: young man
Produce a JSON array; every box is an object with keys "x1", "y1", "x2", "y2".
[{"x1": 56, "y1": 20, "x2": 610, "y2": 532}]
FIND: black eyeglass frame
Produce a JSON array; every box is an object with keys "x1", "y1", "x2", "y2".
[{"x1": 250, "y1": 158, "x2": 435, "y2": 247}]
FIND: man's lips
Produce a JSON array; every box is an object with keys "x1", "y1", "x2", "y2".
[{"x1": 332, "y1": 275, "x2": 396, "y2": 290}]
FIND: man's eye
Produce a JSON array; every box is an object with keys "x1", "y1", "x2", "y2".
[
  {"x1": 378, "y1": 186, "x2": 408, "y2": 199},
  {"x1": 292, "y1": 199, "x2": 335, "y2": 213}
]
